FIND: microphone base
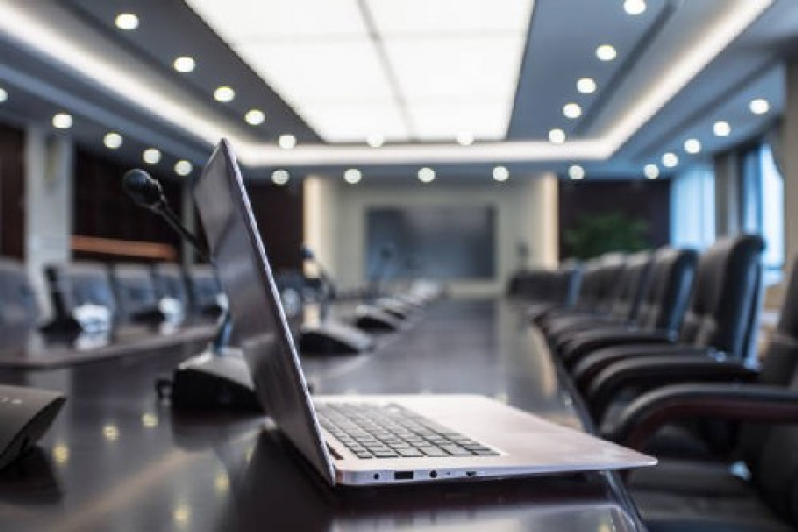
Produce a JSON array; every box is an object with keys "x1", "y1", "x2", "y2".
[{"x1": 299, "y1": 321, "x2": 375, "y2": 355}]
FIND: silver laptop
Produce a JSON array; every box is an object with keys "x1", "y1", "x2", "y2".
[{"x1": 192, "y1": 139, "x2": 655, "y2": 486}]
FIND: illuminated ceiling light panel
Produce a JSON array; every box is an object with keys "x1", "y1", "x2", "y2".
[
  {"x1": 596, "y1": 44, "x2": 617, "y2": 61},
  {"x1": 366, "y1": 0, "x2": 533, "y2": 34},
  {"x1": 174, "y1": 160, "x2": 193, "y2": 176},
  {"x1": 644, "y1": 164, "x2": 659, "y2": 179},
  {"x1": 52, "y1": 113, "x2": 73, "y2": 129},
  {"x1": 245, "y1": 109, "x2": 266, "y2": 125},
  {"x1": 343, "y1": 168, "x2": 362, "y2": 184},
  {"x1": 713, "y1": 121, "x2": 731, "y2": 137},
  {"x1": 548, "y1": 129, "x2": 566, "y2": 144},
  {"x1": 492, "y1": 166, "x2": 509, "y2": 182},
  {"x1": 568, "y1": 165, "x2": 585, "y2": 180},
  {"x1": 684, "y1": 138, "x2": 701, "y2": 154},
  {"x1": 457, "y1": 132, "x2": 475, "y2": 146},
  {"x1": 624, "y1": 0, "x2": 647, "y2": 16},
  {"x1": 577, "y1": 78, "x2": 597, "y2": 94},
  {"x1": 271, "y1": 169, "x2": 290, "y2": 185},
  {"x1": 367, "y1": 133, "x2": 384, "y2": 148},
  {"x1": 115, "y1": 13, "x2": 138, "y2": 31},
  {"x1": 143, "y1": 148, "x2": 161, "y2": 165},
  {"x1": 214, "y1": 86, "x2": 235, "y2": 102},
  {"x1": 407, "y1": 102, "x2": 508, "y2": 141},
  {"x1": 103, "y1": 132, "x2": 123, "y2": 149},
  {"x1": 173, "y1": 56, "x2": 195, "y2": 73},
  {"x1": 662, "y1": 152, "x2": 679, "y2": 167},
  {"x1": 278, "y1": 134, "x2": 296, "y2": 149},
  {"x1": 749, "y1": 98, "x2": 770, "y2": 115},
  {"x1": 300, "y1": 103, "x2": 408, "y2": 142},
  {"x1": 0, "y1": 87, "x2": 7, "y2": 102},
  {"x1": 418, "y1": 167, "x2": 436, "y2": 183}
]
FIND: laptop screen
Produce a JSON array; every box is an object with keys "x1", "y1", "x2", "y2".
[{"x1": 192, "y1": 140, "x2": 335, "y2": 483}]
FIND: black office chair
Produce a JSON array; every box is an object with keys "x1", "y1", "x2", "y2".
[
  {"x1": 0, "y1": 258, "x2": 40, "y2": 329},
  {"x1": 151, "y1": 263, "x2": 190, "y2": 316},
  {"x1": 570, "y1": 234, "x2": 764, "y2": 392},
  {"x1": 186, "y1": 264, "x2": 225, "y2": 319},
  {"x1": 596, "y1": 259, "x2": 798, "y2": 532},
  {"x1": 43, "y1": 262, "x2": 117, "y2": 330},
  {"x1": 110, "y1": 263, "x2": 162, "y2": 324}
]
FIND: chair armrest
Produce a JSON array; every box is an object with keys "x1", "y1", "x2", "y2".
[
  {"x1": 605, "y1": 384, "x2": 798, "y2": 450},
  {"x1": 560, "y1": 329, "x2": 675, "y2": 367},
  {"x1": 574, "y1": 345, "x2": 716, "y2": 392},
  {"x1": 585, "y1": 354, "x2": 757, "y2": 421}
]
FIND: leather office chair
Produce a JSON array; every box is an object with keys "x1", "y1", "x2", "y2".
[
  {"x1": 152, "y1": 262, "x2": 190, "y2": 311},
  {"x1": 110, "y1": 263, "x2": 162, "y2": 324},
  {"x1": 0, "y1": 258, "x2": 40, "y2": 329},
  {"x1": 543, "y1": 251, "x2": 654, "y2": 343},
  {"x1": 555, "y1": 248, "x2": 697, "y2": 362},
  {"x1": 186, "y1": 264, "x2": 225, "y2": 318},
  {"x1": 569, "y1": 234, "x2": 764, "y2": 392},
  {"x1": 524, "y1": 261, "x2": 583, "y2": 319},
  {"x1": 595, "y1": 259, "x2": 798, "y2": 531}
]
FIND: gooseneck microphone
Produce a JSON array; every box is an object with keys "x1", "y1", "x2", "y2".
[{"x1": 122, "y1": 169, "x2": 210, "y2": 263}]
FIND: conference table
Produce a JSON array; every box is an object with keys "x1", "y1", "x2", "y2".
[{"x1": 0, "y1": 297, "x2": 646, "y2": 532}]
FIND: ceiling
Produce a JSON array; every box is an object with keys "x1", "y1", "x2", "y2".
[{"x1": 0, "y1": 0, "x2": 795, "y2": 184}]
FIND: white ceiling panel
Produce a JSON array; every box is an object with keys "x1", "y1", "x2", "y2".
[
  {"x1": 236, "y1": 40, "x2": 395, "y2": 105},
  {"x1": 186, "y1": 0, "x2": 368, "y2": 40},
  {"x1": 300, "y1": 103, "x2": 409, "y2": 142},
  {"x1": 384, "y1": 36, "x2": 524, "y2": 101},
  {"x1": 366, "y1": 0, "x2": 534, "y2": 35},
  {"x1": 408, "y1": 102, "x2": 510, "y2": 140}
]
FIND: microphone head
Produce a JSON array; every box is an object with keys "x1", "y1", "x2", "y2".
[{"x1": 123, "y1": 169, "x2": 165, "y2": 210}]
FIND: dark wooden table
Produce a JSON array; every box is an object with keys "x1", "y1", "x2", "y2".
[{"x1": 0, "y1": 298, "x2": 645, "y2": 531}]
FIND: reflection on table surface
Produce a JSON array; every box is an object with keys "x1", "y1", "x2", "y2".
[{"x1": 0, "y1": 297, "x2": 644, "y2": 532}]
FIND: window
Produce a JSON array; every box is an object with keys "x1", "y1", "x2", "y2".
[
  {"x1": 671, "y1": 165, "x2": 715, "y2": 250},
  {"x1": 760, "y1": 144, "x2": 784, "y2": 283}
]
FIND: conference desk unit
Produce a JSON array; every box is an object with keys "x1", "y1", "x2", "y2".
[{"x1": 0, "y1": 298, "x2": 645, "y2": 532}]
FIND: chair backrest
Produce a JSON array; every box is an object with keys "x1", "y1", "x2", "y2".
[
  {"x1": 0, "y1": 258, "x2": 40, "y2": 328},
  {"x1": 739, "y1": 258, "x2": 798, "y2": 525},
  {"x1": 152, "y1": 263, "x2": 189, "y2": 308},
  {"x1": 110, "y1": 263, "x2": 160, "y2": 323},
  {"x1": 45, "y1": 262, "x2": 117, "y2": 321},
  {"x1": 677, "y1": 234, "x2": 764, "y2": 359},
  {"x1": 635, "y1": 247, "x2": 698, "y2": 334},
  {"x1": 186, "y1": 264, "x2": 225, "y2": 317},
  {"x1": 606, "y1": 251, "x2": 654, "y2": 322}
]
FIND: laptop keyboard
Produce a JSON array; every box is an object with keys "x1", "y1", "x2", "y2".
[{"x1": 316, "y1": 402, "x2": 499, "y2": 460}]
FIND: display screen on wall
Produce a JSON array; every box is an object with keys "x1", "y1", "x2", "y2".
[{"x1": 365, "y1": 206, "x2": 496, "y2": 280}]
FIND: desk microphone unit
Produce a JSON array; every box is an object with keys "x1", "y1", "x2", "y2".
[
  {"x1": 297, "y1": 246, "x2": 374, "y2": 355},
  {"x1": 123, "y1": 169, "x2": 260, "y2": 411}
]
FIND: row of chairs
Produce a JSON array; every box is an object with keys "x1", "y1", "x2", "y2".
[
  {"x1": 0, "y1": 258, "x2": 224, "y2": 333},
  {"x1": 520, "y1": 234, "x2": 798, "y2": 531}
]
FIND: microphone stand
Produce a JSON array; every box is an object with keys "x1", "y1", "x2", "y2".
[{"x1": 123, "y1": 169, "x2": 260, "y2": 411}]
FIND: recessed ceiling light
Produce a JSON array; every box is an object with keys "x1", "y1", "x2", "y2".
[
  {"x1": 684, "y1": 139, "x2": 702, "y2": 154},
  {"x1": 713, "y1": 121, "x2": 731, "y2": 137},
  {"x1": 457, "y1": 132, "x2": 475, "y2": 146},
  {"x1": 52, "y1": 113, "x2": 72, "y2": 129},
  {"x1": 568, "y1": 165, "x2": 585, "y2": 180},
  {"x1": 143, "y1": 148, "x2": 161, "y2": 165},
  {"x1": 214, "y1": 86, "x2": 235, "y2": 102},
  {"x1": 0, "y1": 87, "x2": 7, "y2": 102},
  {"x1": 749, "y1": 98, "x2": 770, "y2": 115},
  {"x1": 548, "y1": 128, "x2": 566, "y2": 144},
  {"x1": 245, "y1": 109, "x2": 266, "y2": 126},
  {"x1": 103, "y1": 132, "x2": 123, "y2": 150},
  {"x1": 115, "y1": 13, "x2": 139, "y2": 30},
  {"x1": 272, "y1": 169, "x2": 289, "y2": 185},
  {"x1": 367, "y1": 133, "x2": 384, "y2": 148},
  {"x1": 563, "y1": 103, "x2": 582, "y2": 119},
  {"x1": 173, "y1": 56, "x2": 195, "y2": 73},
  {"x1": 662, "y1": 152, "x2": 679, "y2": 168},
  {"x1": 624, "y1": 0, "x2": 647, "y2": 15},
  {"x1": 577, "y1": 78, "x2": 597, "y2": 94},
  {"x1": 174, "y1": 160, "x2": 193, "y2": 176},
  {"x1": 343, "y1": 168, "x2": 362, "y2": 184},
  {"x1": 644, "y1": 164, "x2": 659, "y2": 179},
  {"x1": 492, "y1": 166, "x2": 509, "y2": 182},
  {"x1": 278, "y1": 135, "x2": 296, "y2": 150},
  {"x1": 596, "y1": 44, "x2": 617, "y2": 61},
  {"x1": 418, "y1": 167, "x2": 436, "y2": 183}
]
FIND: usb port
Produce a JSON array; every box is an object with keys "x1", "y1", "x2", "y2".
[{"x1": 394, "y1": 471, "x2": 413, "y2": 480}]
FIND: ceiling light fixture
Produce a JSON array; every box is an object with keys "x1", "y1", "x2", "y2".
[
  {"x1": 278, "y1": 135, "x2": 297, "y2": 150},
  {"x1": 174, "y1": 160, "x2": 193, "y2": 176},
  {"x1": 0, "y1": 87, "x2": 7, "y2": 102},
  {"x1": 713, "y1": 121, "x2": 731, "y2": 137},
  {"x1": 624, "y1": 0, "x2": 647, "y2": 16},
  {"x1": 418, "y1": 167, "x2": 436, "y2": 183},
  {"x1": 596, "y1": 44, "x2": 617, "y2": 61},
  {"x1": 143, "y1": 148, "x2": 161, "y2": 165},
  {"x1": 577, "y1": 78, "x2": 597, "y2": 94},
  {"x1": 548, "y1": 128, "x2": 566, "y2": 144},
  {"x1": 367, "y1": 134, "x2": 384, "y2": 148},
  {"x1": 662, "y1": 152, "x2": 679, "y2": 168},
  {"x1": 563, "y1": 103, "x2": 582, "y2": 119},
  {"x1": 103, "y1": 132, "x2": 123, "y2": 150},
  {"x1": 457, "y1": 132, "x2": 475, "y2": 146},
  {"x1": 173, "y1": 56, "x2": 195, "y2": 73},
  {"x1": 684, "y1": 139, "x2": 701, "y2": 154},
  {"x1": 343, "y1": 168, "x2": 362, "y2": 184},
  {"x1": 568, "y1": 165, "x2": 585, "y2": 180},
  {"x1": 644, "y1": 164, "x2": 659, "y2": 179},
  {"x1": 114, "y1": 13, "x2": 139, "y2": 30},
  {"x1": 245, "y1": 109, "x2": 266, "y2": 126},
  {"x1": 52, "y1": 113, "x2": 72, "y2": 129},
  {"x1": 493, "y1": 166, "x2": 509, "y2": 182},
  {"x1": 271, "y1": 169, "x2": 289, "y2": 185},
  {"x1": 749, "y1": 98, "x2": 770, "y2": 115},
  {"x1": 213, "y1": 86, "x2": 235, "y2": 102}
]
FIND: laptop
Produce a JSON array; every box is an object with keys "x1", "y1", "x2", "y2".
[{"x1": 192, "y1": 139, "x2": 655, "y2": 486}]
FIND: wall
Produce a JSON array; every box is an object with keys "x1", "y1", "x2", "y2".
[
  {"x1": 0, "y1": 122, "x2": 25, "y2": 258},
  {"x1": 304, "y1": 174, "x2": 558, "y2": 296}
]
